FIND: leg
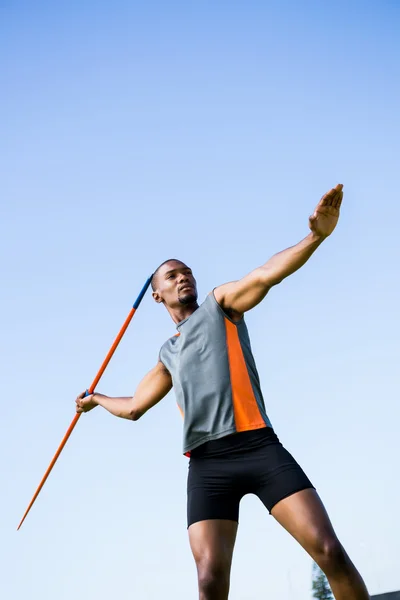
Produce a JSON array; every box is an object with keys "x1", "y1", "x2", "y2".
[
  {"x1": 271, "y1": 489, "x2": 370, "y2": 600},
  {"x1": 189, "y1": 519, "x2": 238, "y2": 600},
  {"x1": 187, "y1": 450, "x2": 243, "y2": 600}
]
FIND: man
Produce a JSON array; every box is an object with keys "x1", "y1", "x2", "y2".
[{"x1": 76, "y1": 184, "x2": 370, "y2": 600}]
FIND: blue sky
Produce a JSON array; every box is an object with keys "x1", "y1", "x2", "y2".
[{"x1": 1, "y1": 1, "x2": 400, "y2": 598}]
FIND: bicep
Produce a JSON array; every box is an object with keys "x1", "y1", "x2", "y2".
[
  {"x1": 132, "y1": 361, "x2": 173, "y2": 418},
  {"x1": 214, "y1": 267, "x2": 272, "y2": 316}
]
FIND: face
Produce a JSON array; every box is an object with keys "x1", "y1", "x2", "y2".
[{"x1": 152, "y1": 260, "x2": 198, "y2": 308}]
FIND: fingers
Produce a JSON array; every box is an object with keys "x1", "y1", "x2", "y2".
[
  {"x1": 319, "y1": 184, "x2": 343, "y2": 208},
  {"x1": 76, "y1": 391, "x2": 85, "y2": 404},
  {"x1": 333, "y1": 189, "x2": 343, "y2": 209},
  {"x1": 75, "y1": 391, "x2": 94, "y2": 412}
]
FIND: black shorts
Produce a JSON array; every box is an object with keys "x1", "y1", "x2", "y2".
[{"x1": 187, "y1": 427, "x2": 314, "y2": 528}]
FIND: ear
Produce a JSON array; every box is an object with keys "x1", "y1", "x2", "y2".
[{"x1": 152, "y1": 291, "x2": 163, "y2": 304}]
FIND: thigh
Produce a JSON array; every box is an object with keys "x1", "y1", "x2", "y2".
[
  {"x1": 271, "y1": 488, "x2": 339, "y2": 554},
  {"x1": 189, "y1": 519, "x2": 238, "y2": 571},
  {"x1": 252, "y1": 442, "x2": 315, "y2": 513},
  {"x1": 187, "y1": 456, "x2": 243, "y2": 527}
]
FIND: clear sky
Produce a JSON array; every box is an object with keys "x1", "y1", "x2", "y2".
[{"x1": 1, "y1": 1, "x2": 399, "y2": 598}]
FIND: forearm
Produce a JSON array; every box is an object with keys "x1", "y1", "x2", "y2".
[
  {"x1": 261, "y1": 232, "x2": 325, "y2": 286},
  {"x1": 215, "y1": 185, "x2": 342, "y2": 316},
  {"x1": 93, "y1": 394, "x2": 135, "y2": 420}
]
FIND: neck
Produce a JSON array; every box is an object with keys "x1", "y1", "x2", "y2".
[{"x1": 166, "y1": 301, "x2": 199, "y2": 324}]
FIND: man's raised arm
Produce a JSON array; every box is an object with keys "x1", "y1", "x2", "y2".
[
  {"x1": 75, "y1": 361, "x2": 173, "y2": 420},
  {"x1": 214, "y1": 184, "x2": 343, "y2": 318}
]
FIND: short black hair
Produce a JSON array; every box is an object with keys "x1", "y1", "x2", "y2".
[{"x1": 151, "y1": 258, "x2": 184, "y2": 291}]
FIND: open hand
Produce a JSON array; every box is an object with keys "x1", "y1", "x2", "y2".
[
  {"x1": 76, "y1": 391, "x2": 98, "y2": 413},
  {"x1": 309, "y1": 184, "x2": 343, "y2": 238}
]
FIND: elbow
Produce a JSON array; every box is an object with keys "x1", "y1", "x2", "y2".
[{"x1": 128, "y1": 405, "x2": 143, "y2": 421}]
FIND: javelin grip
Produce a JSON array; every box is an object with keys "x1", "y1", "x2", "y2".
[
  {"x1": 133, "y1": 276, "x2": 153, "y2": 309},
  {"x1": 17, "y1": 274, "x2": 153, "y2": 531}
]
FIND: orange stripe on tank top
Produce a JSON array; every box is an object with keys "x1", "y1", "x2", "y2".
[{"x1": 224, "y1": 317, "x2": 265, "y2": 431}]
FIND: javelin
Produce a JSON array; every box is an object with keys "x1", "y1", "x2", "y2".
[{"x1": 17, "y1": 275, "x2": 153, "y2": 530}]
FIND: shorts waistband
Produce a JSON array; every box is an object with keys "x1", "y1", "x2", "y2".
[{"x1": 190, "y1": 426, "x2": 279, "y2": 458}]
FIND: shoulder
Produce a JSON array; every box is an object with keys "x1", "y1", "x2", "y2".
[
  {"x1": 210, "y1": 287, "x2": 244, "y2": 323},
  {"x1": 158, "y1": 333, "x2": 180, "y2": 372},
  {"x1": 160, "y1": 332, "x2": 180, "y2": 351}
]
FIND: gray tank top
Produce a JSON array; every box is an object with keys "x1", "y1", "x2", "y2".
[{"x1": 159, "y1": 291, "x2": 273, "y2": 455}]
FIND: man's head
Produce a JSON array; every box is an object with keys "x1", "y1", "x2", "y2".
[{"x1": 151, "y1": 259, "x2": 198, "y2": 309}]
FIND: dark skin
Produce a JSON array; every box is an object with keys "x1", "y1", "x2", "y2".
[
  {"x1": 76, "y1": 185, "x2": 370, "y2": 599},
  {"x1": 151, "y1": 263, "x2": 200, "y2": 323}
]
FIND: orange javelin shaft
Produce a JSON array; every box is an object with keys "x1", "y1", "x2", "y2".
[{"x1": 17, "y1": 275, "x2": 153, "y2": 530}]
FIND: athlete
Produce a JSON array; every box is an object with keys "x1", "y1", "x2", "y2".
[{"x1": 76, "y1": 184, "x2": 370, "y2": 600}]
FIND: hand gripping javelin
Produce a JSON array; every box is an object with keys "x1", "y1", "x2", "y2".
[{"x1": 17, "y1": 275, "x2": 153, "y2": 530}]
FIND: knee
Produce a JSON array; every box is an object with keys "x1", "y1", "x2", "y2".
[
  {"x1": 313, "y1": 535, "x2": 348, "y2": 574},
  {"x1": 197, "y1": 559, "x2": 230, "y2": 597}
]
